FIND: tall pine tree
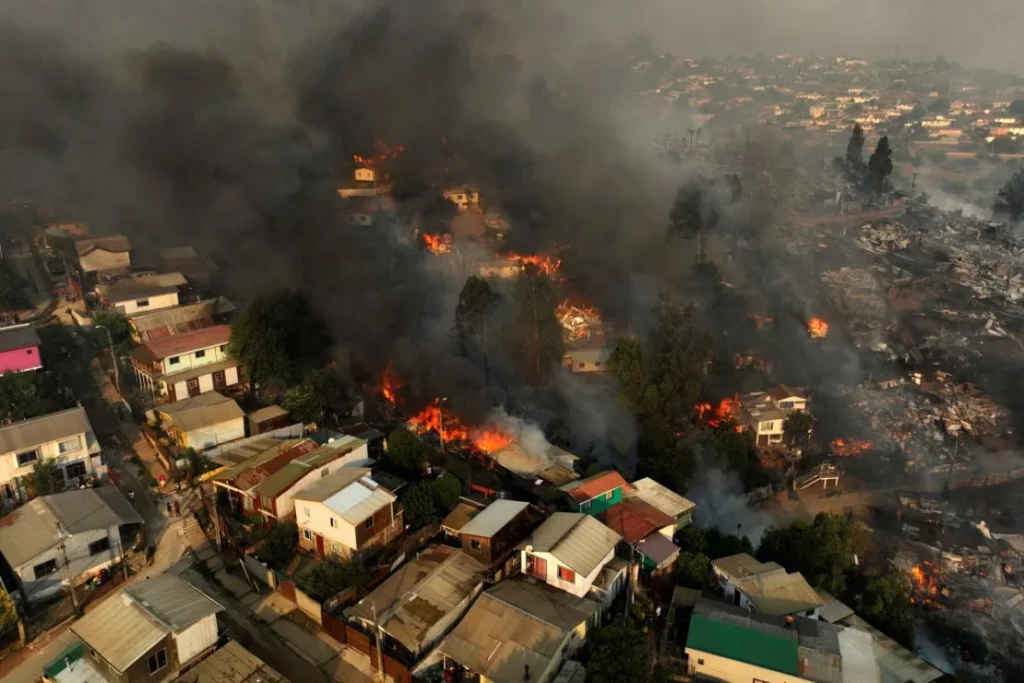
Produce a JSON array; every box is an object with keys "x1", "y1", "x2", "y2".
[
  {"x1": 505, "y1": 266, "x2": 563, "y2": 382},
  {"x1": 846, "y1": 123, "x2": 866, "y2": 167}
]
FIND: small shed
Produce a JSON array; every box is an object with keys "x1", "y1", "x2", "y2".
[{"x1": 247, "y1": 405, "x2": 290, "y2": 435}]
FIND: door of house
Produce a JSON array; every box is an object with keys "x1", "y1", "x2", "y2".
[
  {"x1": 315, "y1": 534, "x2": 325, "y2": 557},
  {"x1": 528, "y1": 554, "x2": 547, "y2": 579},
  {"x1": 212, "y1": 370, "x2": 226, "y2": 390},
  {"x1": 187, "y1": 378, "x2": 201, "y2": 397}
]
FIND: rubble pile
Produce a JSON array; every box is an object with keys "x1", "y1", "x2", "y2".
[
  {"x1": 557, "y1": 300, "x2": 602, "y2": 344},
  {"x1": 934, "y1": 381, "x2": 1010, "y2": 438},
  {"x1": 821, "y1": 267, "x2": 889, "y2": 342},
  {"x1": 857, "y1": 221, "x2": 914, "y2": 253},
  {"x1": 944, "y1": 251, "x2": 1024, "y2": 302}
]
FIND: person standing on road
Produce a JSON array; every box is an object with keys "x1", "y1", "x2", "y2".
[
  {"x1": 166, "y1": 502, "x2": 173, "y2": 516},
  {"x1": 173, "y1": 501, "x2": 181, "y2": 517}
]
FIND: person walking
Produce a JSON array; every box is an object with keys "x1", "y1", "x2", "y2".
[
  {"x1": 166, "y1": 502, "x2": 173, "y2": 516},
  {"x1": 173, "y1": 501, "x2": 181, "y2": 517}
]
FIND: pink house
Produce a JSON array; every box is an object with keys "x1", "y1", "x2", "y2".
[{"x1": 0, "y1": 324, "x2": 42, "y2": 374}]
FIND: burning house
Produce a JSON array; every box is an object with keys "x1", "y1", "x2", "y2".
[{"x1": 734, "y1": 385, "x2": 810, "y2": 447}]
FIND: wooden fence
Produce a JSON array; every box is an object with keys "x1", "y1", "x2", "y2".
[{"x1": 320, "y1": 613, "x2": 412, "y2": 683}]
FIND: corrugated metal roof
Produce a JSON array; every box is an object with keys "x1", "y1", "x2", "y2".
[
  {"x1": 232, "y1": 439, "x2": 319, "y2": 491},
  {"x1": 162, "y1": 359, "x2": 238, "y2": 386},
  {"x1": 600, "y1": 500, "x2": 676, "y2": 543},
  {"x1": 634, "y1": 532, "x2": 679, "y2": 567},
  {"x1": 210, "y1": 437, "x2": 285, "y2": 469},
  {"x1": 441, "y1": 502, "x2": 481, "y2": 533},
  {"x1": 439, "y1": 579, "x2": 599, "y2": 683},
  {"x1": 252, "y1": 438, "x2": 367, "y2": 499},
  {"x1": 738, "y1": 571, "x2": 825, "y2": 616},
  {"x1": 129, "y1": 299, "x2": 218, "y2": 329},
  {"x1": 559, "y1": 470, "x2": 629, "y2": 503},
  {"x1": 294, "y1": 467, "x2": 395, "y2": 524},
  {"x1": 96, "y1": 281, "x2": 179, "y2": 303},
  {"x1": 75, "y1": 236, "x2": 131, "y2": 256},
  {"x1": 71, "y1": 576, "x2": 221, "y2": 673},
  {"x1": 347, "y1": 546, "x2": 485, "y2": 653},
  {"x1": 247, "y1": 405, "x2": 288, "y2": 423},
  {"x1": 141, "y1": 325, "x2": 231, "y2": 361},
  {"x1": 458, "y1": 500, "x2": 528, "y2": 539},
  {"x1": 293, "y1": 467, "x2": 371, "y2": 502},
  {"x1": 626, "y1": 478, "x2": 696, "y2": 519},
  {"x1": 518, "y1": 513, "x2": 621, "y2": 576},
  {"x1": 687, "y1": 613, "x2": 800, "y2": 676},
  {"x1": 712, "y1": 553, "x2": 784, "y2": 581},
  {"x1": 170, "y1": 641, "x2": 286, "y2": 683},
  {"x1": 158, "y1": 392, "x2": 244, "y2": 433},
  {"x1": 0, "y1": 324, "x2": 40, "y2": 353},
  {"x1": 0, "y1": 407, "x2": 94, "y2": 456}
]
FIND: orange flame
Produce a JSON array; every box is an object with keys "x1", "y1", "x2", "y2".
[
  {"x1": 831, "y1": 438, "x2": 873, "y2": 456},
  {"x1": 381, "y1": 364, "x2": 403, "y2": 406},
  {"x1": 696, "y1": 396, "x2": 743, "y2": 431},
  {"x1": 353, "y1": 140, "x2": 407, "y2": 168},
  {"x1": 909, "y1": 561, "x2": 941, "y2": 605},
  {"x1": 807, "y1": 317, "x2": 829, "y2": 339},
  {"x1": 421, "y1": 232, "x2": 452, "y2": 254},
  {"x1": 472, "y1": 429, "x2": 513, "y2": 453},
  {"x1": 407, "y1": 399, "x2": 514, "y2": 453},
  {"x1": 557, "y1": 298, "x2": 602, "y2": 342},
  {"x1": 506, "y1": 251, "x2": 562, "y2": 276}
]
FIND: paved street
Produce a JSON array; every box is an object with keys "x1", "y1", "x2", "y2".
[{"x1": 0, "y1": 631, "x2": 75, "y2": 683}]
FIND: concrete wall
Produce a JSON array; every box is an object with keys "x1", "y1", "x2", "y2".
[
  {"x1": 173, "y1": 614, "x2": 218, "y2": 663},
  {"x1": 115, "y1": 292, "x2": 179, "y2": 315}
]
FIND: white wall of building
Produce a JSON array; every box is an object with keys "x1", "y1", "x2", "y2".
[
  {"x1": 0, "y1": 432, "x2": 97, "y2": 500},
  {"x1": 174, "y1": 614, "x2": 219, "y2": 663},
  {"x1": 160, "y1": 343, "x2": 231, "y2": 375},
  {"x1": 297, "y1": 498, "x2": 359, "y2": 551},
  {"x1": 521, "y1": 547, "x2": 614, "y2": 598},
  {"x1": 16, "y1": 525, "x2": 125, "y2": 601},
  {"x1": 114, "y1": 291, "x2": 179, "y2": 315},
  {"x1": 686, "y1": 649, "x2": 814, "y2": 683},
  {"x1": 273, "y1": 444, "x2": 369, "y2": 518}
]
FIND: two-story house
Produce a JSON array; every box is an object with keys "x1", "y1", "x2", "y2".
[
  {"x1": 0, "y1": 407, "x2": 104, "y2": 504},
  {"x1": 346, "y1": 545, "x2": 486, "y2": 660},
  {"x1": 294, "y1": 467, "x2": 403, "y2": 559},
  {"x1": 738, "y1": 385, "x2": 810, "y2": 446},
  {"x1": 94, "y1": 272, "x2": 187, "y2": 315},
  {"x1": 71, "y1": 575, "x2": 223, "y2": 683},
  {"x1": 128, "y1": 297, "x2": 235, "y2": 343},
  {"x1": 517, "y1": 512, "x2": 622, "y2": 599},
  {"x1": 713, "y1": 553, "x2": 825, "y2": 619},
  {"x1": 625, "y1": 477, "x2": 697, "y2": 530},
  {"x1": 0, "y1": 487, "x2": 141, "y2": 601},
  {"x1": 456, "y1": 499, "x2": 532, "y2": 575},
  {"x1": 0, "y1": 324, "x2": 42, "y2": 374},
  {"x1": 559, "y1": 470, "x2": 630, "y2": 516},
  {"x1": 601, "y1": 499, "x2": 681, "y2": 575},
  {"x1": 131, "y1": 325, "x2": 240, "y2": 402}
]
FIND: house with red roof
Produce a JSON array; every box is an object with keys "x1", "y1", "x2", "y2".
[
  {"x1": 130, "y1": 324, "x2": 241, "y2": 403},
  {"x1": 559, "y1": 470, "x2": 631, "y2": 516},
  {"x1": 601, "y1": 499, "x2": 681, "y2": 574}
]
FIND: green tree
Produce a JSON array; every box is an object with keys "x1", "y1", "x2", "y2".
[
  {"x1": 454, "y1": 276, "x2": 501, "y2": 383},
  {"x1": 995, "y1": 166, "x2": 1024, "y2": 223},
  {"x1": 783, "y1": 410, "x2": 815, "y2": 451},
  {"x1": 0, "y1": 260, "x2": 29, "y2": 311},
  {"x1": 0, "y1": 371, "x2": 43, "y2": 423},
  {"x1": 847, "y1": 569, "x2": 916, "y2": 650},
  {"x1": 297, "y1": 558, "x2": 371, "y2": 601},
  {"x1": 280, "y1": 368, "x2": 348, "y2": 425},
  {"x1": 675, "y1": 524, "x2": 709, "y2": 555},
  {"x1": 927, "y1": 98, "x2": 950, "y2": 114},
  {"x1": 432, "y1": 473, "x2": 462, "y2": 509},
  {"x1": 505, "y1": 267, "x2": 563, "y2": 381},
  {"x1": 0, "y1": 588, "x2": 18, "y2": 635},
  {"x1": 846, "y1": 124, "x2": 866, "y2": 167},
  {"x1": 910, "y1": 104, "x2": 928, "y2": 120},
  {"x1": 585, "y1": 622, "x2": 650, "y2": 683},
  {"x1": 868, "y1": 136, "x2": 894, "y2": 193},
  {"x1": 383, "y1": 428, "x2": 428, "y2": 475},
  {"x1": 23, "y1": 460, "x2": 60, "y2": 498},
  {"x1": 229, "y1": 290, "x2": 332, "y2": 389},
  {"x1": 674, "y1": 551, "x2": 711, "y2": 589},
  {"x1": 255, "y1": 522, "x2": 298, "y2": 570},
  {"x1": 93, "y1": 310, "x2": 135, "y2": 354},
  {"x1": 701, "y1": 426, "x2": 765, "y2": 489},
  {"x1": 704, "y1": 527, "x2": 753, "y2": 559},
  {"x1": 758, "y1": 513, "x2": 862, "y2": 597},
  {"x1": 400, "y1": 481, "x2": 442, "y2": 530}
]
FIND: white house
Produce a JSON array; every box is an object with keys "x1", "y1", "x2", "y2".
[
  {"x1": 442, "y1": 186, "x2": 480, "y2": 211},
  {"x1": 712, "y1": 553, "x2": 825, "y2": 619},
  {"x1": 74, "y1": 236, "x2": 131, "y2": 273},
  {"x1": 0, "y1": 487, "x2": 141, "y2": 601},
  {"x1": 295, "y1": 467, "x2": 402, "y2": 558},
  {"x1": 738, "y1": 385, "x2": 810, "y2": 446},
  {"x1": 72, "y1": 575, "x2": 223, "y2": 683},
  {"x1": 95, "y1": 273, "x2": 186, "y2": 315},
  {"x1": 0, "y1": 407, "x2": 104, "y2": 505},
  {"x1": 130, "y1": 325, "x2": 240, "y2": 403},
  {"x1": 517, "y1": 512, "x2": 622, "y2": 599},
  {"x1": 156, "y1": 392, "x2": 246, "y2": 452}
]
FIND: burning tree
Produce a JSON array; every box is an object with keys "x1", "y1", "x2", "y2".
[
  {"x1": 506, "y1": 251, "x2": 562, "y2": 277},
  {"x1": 831, "y1": 438, "x2": 873, "y2": 456},
  {"x1": 420, "y1": 232, "x2": 453, "y2": 254},
  {"x1": 695, "y1": 396, "x2": 743, "y2": 431}
]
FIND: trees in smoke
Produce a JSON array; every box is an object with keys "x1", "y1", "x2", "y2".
[
  {"x1": 994, "y1": 166, "x2": 1024, "y2": 224},
  {"x1": 669, "y1": 177, "x2": 720, "y2": 264},
  {"x1": 454, "y1": 275, "x2": 502, "y2": 386},
  {"x1": 846, "y1": 123, "x2": 866, "y2": 167},
  {"x1": 868, "y1": 135, "x2": 894, "y2": 194},
  {"x1": 783, "y1": 410, "x2": 814, "y2": 451},
  {"x1": 505, "y1": 266, "x2": 563, "y2": 382}
]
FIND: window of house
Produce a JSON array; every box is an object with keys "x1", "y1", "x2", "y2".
[
  {"x1": 330, "y1": 518, "x2": 336, "y2": 528},
  {"x1": 320, "y1": 468, "x2": 329, "y2": 478},
  {"x1": 135, "y1": 299, "x2": 150, "y2": 308},
  {"x1": 364, "y1": 517, "x2": 374, "y2": 529},
  {"x1": 168, "y1": 356, "x2": 180, "y2": 366},
  {"x1": 33, "y1": 559, "x2": 58, "y2": 578},
  {"x1": 761, "y1": 421, "x2": 774, "y2": 431},
  {"x1": 16, "y1": 450, "x2": 38, "y2": 467},
  {"x1": 58, "y1": 437, "x2": 80, "y2": 454},
  {"x1": 605, "y1": 491, "x2": 614, "y2": 500},
  {"x1": 195, "y1": 350, "x2": 206, "y2": 359},
  {"x1": 220, "y1": 345, "x2": 228, "y2": 353},
  {"x1": 89, "y1": 538, "x2": 111, "y2": 555},
  {"x1": 578, "y1": 362, "x2": 585, "y2": 368},
  {"x1": 558, "y1": 566, "x2": 576, "y2": 582},
  {"x1": 65, "y1": 462, "x2": 87, "y2": 480},
  {"x1": 779, "y1": 401, "x2": 794, "y2": 409},
  {"x1": 303, "y1": 529, "x2": 313, "y2": 541},
  {"x1": 594, "y1": 361, "x2": 602, "y2": 367},
  {"x1": 697, "y1": 659, "x2": 704, "y2": 666},
  {"x1": 470, "y1": 539, "x2": 482, "y2": 550},
  {"x1": 303, "y1": 507, "x2": 310, "y2": 517},
  {"x1": 146, "y1": 649, "x2": 167, "y2": 675}
]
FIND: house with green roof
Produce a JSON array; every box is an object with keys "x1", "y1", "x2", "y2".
[{"x1": 685, "y1": 598, "x2": 843, "y2": 683}]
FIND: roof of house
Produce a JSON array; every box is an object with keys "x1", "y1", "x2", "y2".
[
  {"x1": 159, "y1": 246, "x2": 199, "y2": 261},
  {"x1": 600, "y1": 499, "x2": 676, "y2": 544},
  {"x1": 712, "y1": 553, "x2": 785, "y2": 581},
  {"x1": 347, "y1": 546, "x2": 486, "y2": 653},
  {"x1": 0, "y1": 324, "x2": 41, "y2": 353},
  {"x1": 626, "y1": 478, "x2": 696, "y2": 519},
  {"x1": 439, "y1": 580, "x2": 599, "y2": 683},
  {"x1": 75, "y1": 236, "x2": 131, "y2": 256},
  {"x1": 817, "y1": 591, "x2": 856, "y2": 624},
  {"x1": 536, "y1": 464, "x2": 579, "y2": 487},
  {"x1": 688, "y1": 598, "x2": 842, "y2": 683},
  {"x1": 0, "y1": 407, "x2": 94, "y2": 456},
  {"x1": 96, "y1": 281, "x2": 179, "y2": 305},
  {"x1": 252, "y1": 437, "x2": 368, "y2": 499},
  {"x1": 247, "y1": 405, "x2": 288, "y2": 423},
  {"x1": 209, "y1": 437, "x2": 286, "y2": 468},
  {"x1": 737, "y1": 569, "x2": 825, "y2": 616},
  {"x1": 558, "y1": 470, "x2": 629, "y2": 504},
  {"x1": 170, "y1": 641, "x2": 285, "y2": 683},
  {"x1": 459, "y1": 500, "x2": 529, "y2": 538},
  {"x1": 0, "y1": 487, "x2": 142, "y2": 567},
  {"x1": 839, "y1": 614, "x2": 944, "y2": 683},
  {"x1": 767, "y1": 384, "x2": 808, "y2": 401},
  {"x1": 441, "y1": 501, "x2": 481, "y2": 533},
  {"x1": 136, "y1": 325, "x2": 231, "y2": 362},
  {"x1": 294, "y1": 467, "x2": 396, "y2": 525},
  {"x1": 232, "y1": 439, "x2": 319, "y2": 492},
  {"x1": 129, "y1": 300, "x2": 221, "y2": 340},
  {"x1": 517, "y1": 512, "x2": 621, "y2": 577},
  {"x1": 71, "y1": 575, "x2": 222, "y2": 673},
  {"x1": 634, "y1": 532, "x2": 680, "y2": 567},
  {"x1": 158, "y1": 392, "x2": 244, "y2": 433},
  {"x1": 563, "y1": 347, "x2": 613, "y2": 364}
]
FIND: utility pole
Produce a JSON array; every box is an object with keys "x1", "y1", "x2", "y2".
[
  {"x1": 369, "y1": 599, "x2": 385, "y2": 683},
  {"x1": 909, "y1": 172, "x2": 918, "y2": 203},
  {"x1": 94, "y1": 325, "x2": 120, "y2": 396}
]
